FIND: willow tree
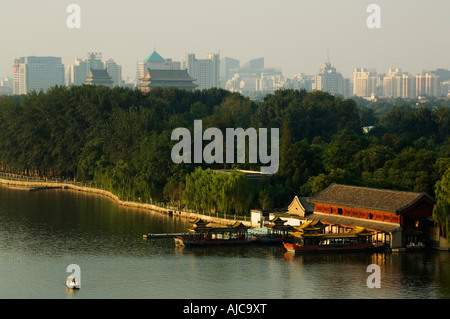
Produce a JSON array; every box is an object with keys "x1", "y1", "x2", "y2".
[{"x1": 433, "y1": 168, "x2": 450, "y2": 241}]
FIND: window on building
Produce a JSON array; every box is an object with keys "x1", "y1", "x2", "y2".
[
  {"x1": 338, "y1": 208, "x2": 343, "y2": 215},
  {"x1": 369, "y1": 213, "x2": 373, "y2": 220}
]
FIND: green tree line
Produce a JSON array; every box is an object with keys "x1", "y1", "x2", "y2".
[{"x1": 0, "y1": 85, "x2": 449, "y2": 220}]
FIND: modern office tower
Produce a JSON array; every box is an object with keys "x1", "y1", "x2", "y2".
[
  {"x1": 0, "y1": 77, "x2": 13, "y2": 95},
  {"x1": 312, "y1": 61, "x2": 346, "y2": 96},
  {"x1": 243, "y1": 57, "x2": 264, "y2": 71},
  {"x1": 428, "y1": 68, "x2": 450, "y2": 82},
  {"x1": 104, "y1": 59, "x2": 122, "y2": 87},
  {"x1": 136, "y1": 50, "x2": 181, "y2": 85},
  {"x1": 220, "y1": 57, "x2": 240, "y2": 86},
  {"x1": 67, "y1": 53, "x2": 122, "y2": 87},
  {"x1": 353, "y1": 68, "x2": 380, "y2": 98},
  {"x1": 13, "y1": 56, "x2": 64, "y2": 95},
  {"x1": 184, "y1": 53, "x2": 220, "y2": 90}
]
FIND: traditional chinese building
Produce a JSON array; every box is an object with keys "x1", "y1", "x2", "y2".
[
  {"x1": 288, "y1": 196, "x2": 314, "y2": 217},
  {"x1": 301, "y1": 183, "x2": 436, "y2": 250},
  {"x1": 84, "y1": 69, "x2": 113, "y2": 87},
  {"x1": 139, "y1": 69, "x2": 197, "y2": 92}
]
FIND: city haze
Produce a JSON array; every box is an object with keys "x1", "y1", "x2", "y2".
[{"x1": 0, "y1": 0, "x2": 449, "y2": 79}]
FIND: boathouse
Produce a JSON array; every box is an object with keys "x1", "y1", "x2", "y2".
[{"x1": 304, "y1": 183, "x2": 436, "y2": 250}]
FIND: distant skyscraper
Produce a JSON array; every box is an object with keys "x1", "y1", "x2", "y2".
[
  {"x1": 13, "y1": 56, "x2": 64, "y2": 95},
  {"x1": 243, "y1": 57, "x2": 264, "y2": 71},
  {"x1": 220, "y1": 57, "x2": 240, "y2": 86},
  {"x1": 0, "y1": 76, "x2": 13, "y2": 95},
  {"x1": 67, "y1": 52, "x2": 104, "y2": 86},
  {"x1": 184, "y1": 53, "x2": 220, "y2": 90},
  {"x1": 68, "y1": 52, "x2": 122, "y2": 87},
  {"x1": 105, "y1": 59, "x2": 122, "y2": 87},
  {"x1": 312, "y1": 61, "x2": 346, "y2": 96}
]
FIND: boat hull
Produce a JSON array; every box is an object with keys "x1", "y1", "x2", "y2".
[
  {"x1": 283, "y1": 242, "x2": 383, "y2": 254},
  {"x1": 175, "y1": 236, "x2": 256, "y2": 247}
]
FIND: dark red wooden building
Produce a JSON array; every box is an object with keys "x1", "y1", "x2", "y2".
[{"x1": 306, "y1": 183, "x2": 436, "y2": 249}]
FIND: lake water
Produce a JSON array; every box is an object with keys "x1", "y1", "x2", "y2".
[{"x1": 0, "y1": 184, "x2": 449, "y2": 300}]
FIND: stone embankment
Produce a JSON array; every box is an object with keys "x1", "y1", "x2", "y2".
[{"x1": 0, "y1": 177, "x2": 251, "y2": 227}]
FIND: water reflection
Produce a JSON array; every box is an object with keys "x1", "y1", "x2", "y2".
[{"x1": 0, "y1": 185, "x2": 449, "y2": 299}]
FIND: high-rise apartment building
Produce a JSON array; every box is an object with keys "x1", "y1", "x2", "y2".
[
  {"x1": 382, "y1": 69, "x2": 441, "y2": 99},
  {"x1": 383, "y1": 68, "x2": 403, "y2": 98},
  {"x1": 13, "y1": 56, "x2": 64, "y2": 95},
  {"x1": 353, "y1": 68, "x2": 380, "y2": 98},
  {"x1": 67, "y1": 52, "x2": 122, "y2": 87},
  {"x1": 401, "y1": 74, "x2": 416, "y2": 99},
  {"x1": 312, "y1": 61, "x2": 346, "y2": 96},
  {"x1": 184, "y1": 53, "x2": 220, "y2": 90},
  {"x1": 416, "y1": 73, "x2": 441, "y2": 97}
]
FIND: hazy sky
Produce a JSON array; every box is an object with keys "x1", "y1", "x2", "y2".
[{"x1": 0, "y1": 0, "x2": 449, "y2": 80}]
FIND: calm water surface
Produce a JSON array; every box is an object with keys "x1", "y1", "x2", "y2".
[{"x1": 0, "y1": 185, "x2": 449, "y2": 299}]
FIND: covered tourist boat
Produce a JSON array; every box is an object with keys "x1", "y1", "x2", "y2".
[
  {"x1": 174, "y1": 218, "x2": 256, "y2": 247},
  {"x1": 253, "y1": 216, "x2": 294, "y2": 244},
  {"x1": 283, "y1": 220, "x2": 382, "y2": 253}
]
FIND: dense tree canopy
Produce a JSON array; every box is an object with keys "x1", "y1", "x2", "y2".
[{"x1": 0, "y1": 85, "x2": 449, "y2": 217}]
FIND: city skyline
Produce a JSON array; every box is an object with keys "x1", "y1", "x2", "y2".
[{"x1": 0, "y1": 0, "x2": 449, "y2": 80}]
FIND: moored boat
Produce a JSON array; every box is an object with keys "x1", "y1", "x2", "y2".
[
  {"x1": 174, "y1": 218, "x2": 256, "y2": 247},
  {"x1": 283, "y1": 220, "x2": 383, "y2": 253},
  {"x1": 253, "y1": 216, "x2": 294, "y2": 245}
]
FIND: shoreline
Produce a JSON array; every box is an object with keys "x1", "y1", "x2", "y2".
[{"x1": 0, "y1": 177, "x2": 251, "y2": 227}]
